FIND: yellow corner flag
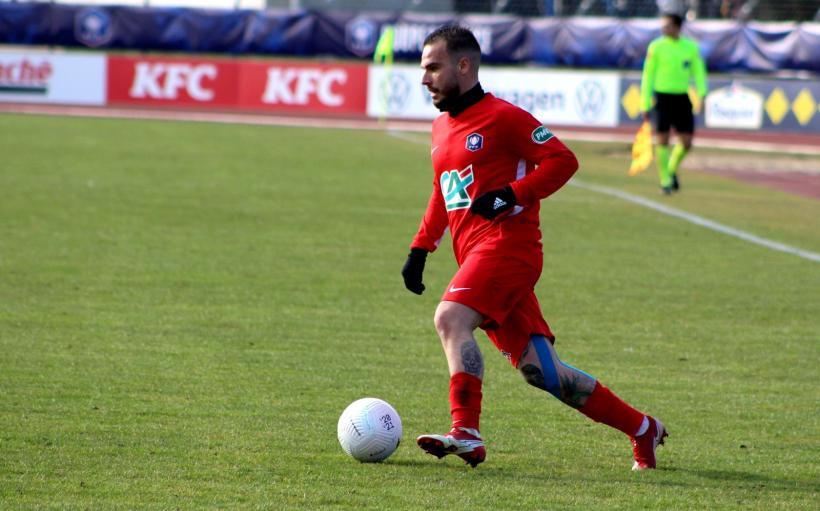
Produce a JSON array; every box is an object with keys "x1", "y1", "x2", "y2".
[
  {"x1": 373, "y1": 25, "x2": 395, "y2": 123},
  {"x1": 373, "y1": 25, "x2": 395, "y2": 65},
  {"x1": 628, "y1": 121, "x2": 653, "y2": 176}
]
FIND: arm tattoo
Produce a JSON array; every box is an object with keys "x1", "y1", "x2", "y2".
[{"x1": 460, "y1": 340, "x2": 484, "y2": 377}]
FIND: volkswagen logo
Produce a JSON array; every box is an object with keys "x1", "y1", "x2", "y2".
[
  {"x1": 379, "y1": 72, "x2": 411, "y2": 114},
  {"x1": 575, "y1": 80, "x2": 606, "y2": 122}
]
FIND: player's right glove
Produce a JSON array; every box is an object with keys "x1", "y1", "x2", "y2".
[{"x1": 401, "y1": 248, "x2": 428, "y2": 295}]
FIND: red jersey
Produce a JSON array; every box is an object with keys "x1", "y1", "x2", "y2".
[{"x1": 411, "y1": 92, "x2": 579, "y2": 265}]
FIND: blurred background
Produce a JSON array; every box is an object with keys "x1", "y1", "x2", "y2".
[
  {"x1": 0, "y1": 0, "x2": 818, "y2": 136},
  {"x1": 1, "y1": 0, "x2": 818, "y2": 20}
]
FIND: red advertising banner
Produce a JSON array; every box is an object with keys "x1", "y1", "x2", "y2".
[
  {"x1": 107, "y1": 55, "x2": 368, "y2": 115},
  {"x1": 107, "y1": 56, "x2": 239, "y2": 108},
  {"x1": 237, "y1": 60, "x2": 368, "y2": 115}
]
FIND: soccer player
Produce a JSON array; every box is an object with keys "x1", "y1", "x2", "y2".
[
  {"x1": 401, "y1": 25, "x2": 667, "y2": 470},
  {"x1": 640, "y1": 12, "x2": 708, "y2": 194}
]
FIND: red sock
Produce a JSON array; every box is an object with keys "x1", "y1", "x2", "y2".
[
  {"x1": 449, "y1": 372, "x2": 482, "y2": 431},
  {"x1": 578, "y1": 381, "x2": 645, "y2": 436}
]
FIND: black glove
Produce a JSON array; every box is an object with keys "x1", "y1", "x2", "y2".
[
  {"x1": 470, "y1": 186, "x2": 516, "y2": 220},
  {"x1": 401, "y1": 248, "x2": 428, "y2": 295}
]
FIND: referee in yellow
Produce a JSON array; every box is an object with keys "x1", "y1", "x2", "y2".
[{"x1": 641, "y1": 13, "x2": 708, "y2": 194}]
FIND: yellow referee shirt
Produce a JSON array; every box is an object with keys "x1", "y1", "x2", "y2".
[{"x1": 640, "y1": 36, "x2": 708, "y2": 112}]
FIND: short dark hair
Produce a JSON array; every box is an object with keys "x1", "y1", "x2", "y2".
[
  {"x1": 423, "y1": 25, "x2": 481, "y2": 64},
  {"x1": 663, "y1": 13, "x2": 684, "y2": 28}
]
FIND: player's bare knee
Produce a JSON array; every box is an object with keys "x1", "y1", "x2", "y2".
[
  {"x1": 433, "y1": 307, "x2": 455, "y2": 339},
  {"x1": 433, "y1": 303, "x2": 474, "y2": 342}
]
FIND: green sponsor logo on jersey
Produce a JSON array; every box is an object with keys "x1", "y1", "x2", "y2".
[
  {"x1": 440, "y1": 165, "x2": 475, "y2": 211},
  {"x1": 531, "y1": 125, "x2": 554, "y2": 144}
]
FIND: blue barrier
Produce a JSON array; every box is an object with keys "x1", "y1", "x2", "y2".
[{"x1": 0, "y1": 4, "x2": 818, "y2": 72}]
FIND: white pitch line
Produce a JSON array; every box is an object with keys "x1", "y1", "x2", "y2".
[
  {"x1": 4, "y1": 105, "x2": 818, "y2": 262},
  {"x1": 4, "y1": 104, "x2": 820, "y2": 155},
  {"x1": 557, "y1": 130, "x2": 820, "y2": 156},
  {"x1": 387, "y1": 130, "x2": 820, "y2": 264},
  {"x1": 569, "y1": 180, "x2": 820, "y2": 263}
]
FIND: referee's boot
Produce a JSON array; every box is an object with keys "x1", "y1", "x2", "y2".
[
  {"x1": 417, "y1": 427, "x2": 486, "y2": 468},
  {"x1": 671, "y1": 173, "x2": 680, "y2": 192}
]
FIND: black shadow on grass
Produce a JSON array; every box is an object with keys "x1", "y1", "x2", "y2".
[
  {"x1": 663, "y1": 467, "x2": 819, "y2": 493},
  {"x1": 386, "y1": 460, "x2": 818, "y2": 495},
  {"x1": 384, "y1": 458, "x2": 485, "y2": 470},
  {"x1": 387, "y1": 458, "x2": 510, "y2": 474}
]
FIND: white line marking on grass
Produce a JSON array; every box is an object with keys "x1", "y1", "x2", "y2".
[
  {"x1": 386, "y1": 129, "x2": 428, "y2": 145},
  {"x1": 570, "y1": 180, "x2": 820, "y2": 263},
  {"x1": 4, "y1": 105, "x2": 816, "y2": 262},
  {"x1": 5, "y1": 104, "x2": 819, "y2": 155},
  {"x1": 387, "y1": 129, "x2": 820, "y2": 263},
  {"x1": 555, "y1": 130, "x2": 820, "y2": 156}
]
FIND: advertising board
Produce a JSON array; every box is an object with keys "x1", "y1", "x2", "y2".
[
  {"x1": 0, "y1": 53, "x2": 105, "y2": 105},
  {"x1": 367, "y1": 65, "x2": 620, "y2": 127}
]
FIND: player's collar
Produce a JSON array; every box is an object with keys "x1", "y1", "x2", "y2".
[{"x1": 440, "y1": 83, "x2": 485, "y2": 117}]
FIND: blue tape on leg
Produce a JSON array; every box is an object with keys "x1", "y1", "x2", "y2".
[
  {"x1": 531, "y1": 335, "x2": 562, "y2": 399},
  {"x1": 559, "y1": 361, "x2": 596, "y2": 381}
]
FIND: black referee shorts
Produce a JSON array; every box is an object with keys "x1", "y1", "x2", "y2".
[{"x1": 653, "y1": 92, "x2": 694, "y2": 134}]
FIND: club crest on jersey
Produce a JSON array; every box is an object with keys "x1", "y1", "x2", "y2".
[
  {"x1": 440, "y1": 165, "x2": 475, "y2": 211},
  {"x1": 465, "y1": 132, "x2": 483, "y2": 152},
  {"x1": 531, "y1": 125, "x2": 554, "y2": 144}
]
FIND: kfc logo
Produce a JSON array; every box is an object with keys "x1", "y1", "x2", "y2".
[
  {"x1": 107, "y1": 56, "x2": 367, "y2": 114},
  {"x1": 129, "y1": 63, "x2": 217, "y2": 101},
  {"x1": 262, "y1": 68, "x2": 347, "y2": 107}
]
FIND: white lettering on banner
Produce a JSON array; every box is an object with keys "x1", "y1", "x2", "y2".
[
  {"x1": 705, "y1": 84, "x2": 763, "y2": 130},
  {"x1": 492, "y1": 90, "x2": 565, "y2": 114},
  {"x1": 710, "y1": 103, "x2": 756, "y2": 121},
  {"x1": 129, "y1": 63, "x2": 217, "y2": 101},
  {"x1": 469, "y1": 26, "x2": 494, "y2": 55},
  {"x1": 262, "y1": 68, "x2": 347, "y2": 106},
  {"x1": 186, "y1": 66, "x2": 216, "y2": 101},
  {"x1": 391, "y1": 24, "x2": 492, "y2": 54},
  {"x1": 483, "y1": 70, "x2": 619, "y2": 127},
  {"x1": 366, "y1": 65, "x2": 619, "y2": 126},
  {"x1": 0, "y1": 59, "x2": 53, "y2": 87}
]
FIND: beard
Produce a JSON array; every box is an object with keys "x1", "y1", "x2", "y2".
[{"x1": 429, "y1": 80, "x2": 461, "y2": 112}]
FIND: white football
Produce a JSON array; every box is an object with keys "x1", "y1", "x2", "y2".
[{"x1": 337, "y1": 397, "x2": 402, "y2": 462}]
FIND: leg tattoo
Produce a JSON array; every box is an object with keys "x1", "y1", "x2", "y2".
[
  {"x1": 520, "y1": 364, "x2": 547, "y2": 390},
  {"x1": 460, "y1": 340, "x2": 484, "y2": 378},
  {"x1": 523, "y1": 335, "x2": 595, "y2": 408},
  {"x1": 559, "y1": 373, "x2": 594, "y2": 409}
]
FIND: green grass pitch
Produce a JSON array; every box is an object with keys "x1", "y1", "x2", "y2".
[{"x1": 0, "y1": 113, "x2": 818, "y2": 509}]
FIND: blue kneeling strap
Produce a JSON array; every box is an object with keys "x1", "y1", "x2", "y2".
[{"x1": 531, "y1": 335, "x2": 562, "y2": 399}]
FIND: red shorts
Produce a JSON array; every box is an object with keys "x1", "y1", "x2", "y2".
[{"x1": 441, "y1": 252, "x2": 553, "y2": 367}]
